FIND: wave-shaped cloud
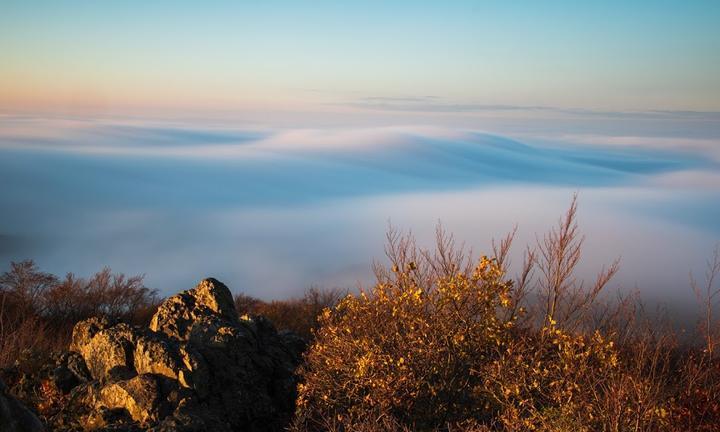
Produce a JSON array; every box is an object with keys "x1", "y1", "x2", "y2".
[
  {"x1": 1, "y1": 119, "x2": 715, "y2": 207},
  {"x1": 0, "y1": 116, "x2": 718, "y2": 299}
]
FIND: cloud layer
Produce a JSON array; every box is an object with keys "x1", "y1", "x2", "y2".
[{"x1": 0, "y1": 116, "x2": 718, "y2": 303}]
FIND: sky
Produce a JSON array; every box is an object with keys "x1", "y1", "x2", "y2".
[
  {"x1": 2, "y1": 1, "x2": 719, "y2": 113},
  {"x1": 1, "y1": 1, "x2": 719, "y2": 310}
]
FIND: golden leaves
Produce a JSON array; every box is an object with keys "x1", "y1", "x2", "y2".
[{"x1": 296, "y1": 253, "x2": 517, "y2": 427}]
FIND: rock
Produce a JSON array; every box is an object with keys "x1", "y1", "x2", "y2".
[
  {"x1": 63, "y1": 351, "x2": 93, "y2": 383},
  {"x1": 81, "y1": 406, "x2": 137, "y2": 431},
  {"x1": 279, "y1": 330, "x2": 308, "y2": 361},
  {"x1": 75, "y1": 324, "x2": 138, "y2": 382},
  {"x1": 133, "y1": 334, "x2": 183, "y2": 381},
  {"x1": 149, "y1": 278, "x2": 237, "y2": 341},
  {"x1": 61, "y1": 278, "x2": 305, "y2": 431},
  {"x1": 97, "y1": 374, "x2": 165, "y2": 424},
  {"x1": 50, "y1": 366, "x2": 77, "y2": 394},
  {"x1": 0, "y1": 377, "x2": 44, "y2": 432},
  {"x1": 51, "y1": 352, "x2": 92, "y2": 394},
  {"x1": 175, "y1": 345, "x2": 210, "y2": 398},
  {"x1": 70, "y1": 317, "x2": 114, "y2": 353}
]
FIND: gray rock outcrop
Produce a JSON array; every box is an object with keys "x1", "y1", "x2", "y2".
[{"x1": 60, "y1": 278, "x2": 304, "y2": 431}]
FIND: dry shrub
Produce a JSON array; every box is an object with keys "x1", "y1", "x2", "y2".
[
  {"x1": 296, "y1": 415, "x2": 492, "y2": 432},
  {"x1": 0, "y1": 314, "x2": 58, "y2": 371},
  {"x1": 295, "y1": 251, "x2": 513, "y2": 429},
  {"x1": 670, "y1": 353, "x2": 720, "y2": 431},
  {"x1": 0, "y1": 260, "x2": 159, "y2": 369},
  {"x1": 293, "y1": 197, "x2": 682, "y2": 431},
  {"x1": 235, "y1": 287, "x2": 344, "y2": 340},
  {"x1": 293, "y1": 224, "x2": 520, "y2": 430},
  {"x1": 42, "y1": 268, "x2": 159, "y2": 330},
  {"x1": 669, "y1": 244, "x2": 720, "y2": 430}
]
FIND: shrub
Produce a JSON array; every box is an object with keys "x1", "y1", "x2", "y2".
[
  {"x1": 294, "y1": 225, "x2": 520, "y2": 430},
  {"x1": 0, "y1": 261, "x2": 158, "y2": 369},
  {"x1": 235, "y1": 287, "x2": 344, "y2": 340},
  {"x1": 293, "y1": 199, "x2": 672, "y2": 431}
]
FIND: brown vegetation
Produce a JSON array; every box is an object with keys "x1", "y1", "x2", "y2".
[
  {"x1": 292, "y1": 197, "x2": 720, "y2": 431},
  {"x1": 234, "y1": 287, "x2": 345, "y2": 340},
  {"x1": 0, "y1": 261, "x2": 159, "y2": 371},
  {"x1": 2, "y1": 197, "x2": 720, "y2": 431}
]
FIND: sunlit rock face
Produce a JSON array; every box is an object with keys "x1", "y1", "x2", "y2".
[
  {"x1": 63, "y1": 278, "x2": 304, "y2": 431},
  {"x1": 150, "y1": 278, "x2": 239, "y2": 341}
]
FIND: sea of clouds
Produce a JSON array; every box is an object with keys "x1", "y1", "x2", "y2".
[{"x1": 1, "y1": 112, "x2": 718, "y2": 311}]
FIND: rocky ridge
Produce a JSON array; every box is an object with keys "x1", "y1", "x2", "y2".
[{"x1": 3, "y1": 278, "x2": 305, "y2": 431}]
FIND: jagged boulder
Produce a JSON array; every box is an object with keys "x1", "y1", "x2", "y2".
[
  {"x1": 64, "y1": 278, "x2": 304, "y2": 431},
  {"x1": 150, "y1": 278, "x2": 238, "y2": 341},
  {"x1": 77, "y1": 323, "x2": 139, "y2": 382},
  {"x1": 70, "y1": 317, "x2": 114, "y2": 353},
  {"x1": 0, "y1": 377, "x2": 44, "y2": 432},
  {"x1": 50, "y1": 351, "x2": 92, "y2": 394},
  {"x1": 96, "y1": 374, "x2": 168, "y2": 424},
  {"x1": 133, "y1": 333, "x2": 183, "y2": 381}
]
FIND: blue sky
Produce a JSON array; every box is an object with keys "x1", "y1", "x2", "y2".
[{"x1": 2, "y1": 1, "x2": 719, "y2": 112}]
